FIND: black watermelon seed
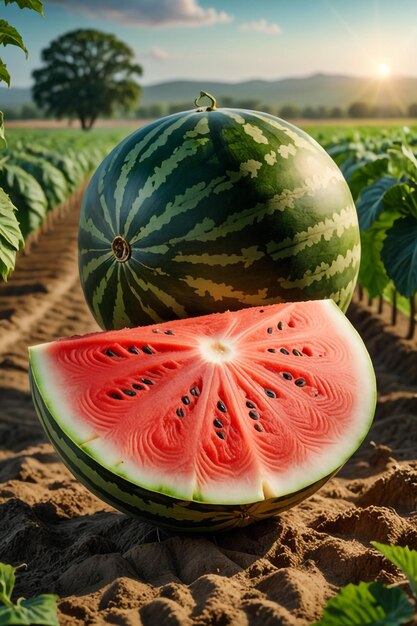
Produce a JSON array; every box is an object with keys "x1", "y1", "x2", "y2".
[
  {"x1": 142, "y1": 346, "x2": 154, "y2": 355},
  {"x1": 109, "y1": 392, "x2": 122, "y2": 400},
  {"x1": 152, "y1": 329, "x2": 161, "y2": 333},
  {"x1": 123, "y1": 389, "x2": 136, "y2": 396},
  {"x1": 176, "y1": 408, "x2": 184, "y2": 417},
  {"x1": 213, "y1": 418, "x2": 223, "y2": 428},
  {"x1": 267, "y1": 348, "x2": 276, "y2": 353},
  {"x1": 105, "y1": 349, "x2": 118, "y2": 357},
  {"x1": 259, "y1": 309, "x2": 264, "y2": 313},
  {"x1": 217, "y1": 400, "x2": 227, "y2": 413},
  {"x1": 282, "y1": 372, "x2": 292, "y2": 381},
  {"x1": 280, "y1": 348, "x2": 289, "y2": 355},
  {"x1": 267, "y1": 327, "x2": 273, "y2": 334},
  {"x1": 128, "y1": 346, "x2": 140, "y2": 354},
  {"x1": 293, "y1": 349, "x2": 302, "y2": 356},
  {"x1": 265, "y1": 389, "x2": 276, "y2": 398},
  {"x1": 254, "y1": 423, "x2": 263, "y2": 432},
  {"x1": 295, "y1": 378, "x2": 306, "y2": 387},
  {"x1": 216, "y1": 431, "x2": 225, "y2": 440},
  {"x1": 164, "y1": 330, "x2": 175, "y2": 335},
  {"x1": 246, "y1": 401, "x2": 256, "y2": 409},
  {"x1": 182, "y1": 395, "x2": 191, "y2": 405},
  {"x1": 141, "y1": 378, "x2": 153, "y2": 385},
  {"x1": 133, "y1": 384, "x2": 144, "y2": 390},
  {"x1": 277, "y1": 321, "x2": 284, "y2": 330},
  {"x1": 249, "y1": 410, "x2": 259, "y2": 420},
  {"x1": 190, "y1": 386, "x2": 200, "y2": 397}
]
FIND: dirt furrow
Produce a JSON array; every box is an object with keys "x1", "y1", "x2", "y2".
[{"x1": 0, "y1": 196, "x2": 98, "y2": 434}]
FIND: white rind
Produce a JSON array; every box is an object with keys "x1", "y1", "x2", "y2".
[{"x1": 29, "y1": 343, "x2": 97, "y2": 444}]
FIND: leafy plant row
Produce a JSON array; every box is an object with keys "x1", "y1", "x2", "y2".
[
  {"x1": 315, "y1": 542, "x2": 417, "y2": 625},
  {"x1": 319, "y1": 128, "x2": 417, "y2": 338},
  {"x1": 0, "y1": 128, "x2": 126, "y2": 281}
]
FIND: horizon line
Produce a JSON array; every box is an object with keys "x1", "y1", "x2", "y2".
[{"x1": 4, "y1": 70, "x2": 417, "y2": 90}]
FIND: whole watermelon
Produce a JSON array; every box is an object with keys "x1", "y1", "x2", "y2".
[{"x1": 79, "y1": 94, "x2": 360, "y2": 330}]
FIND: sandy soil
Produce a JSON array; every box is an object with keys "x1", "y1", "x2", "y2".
[{"x1": 1, "y1": 199, "x2": 417, "y2": 625}]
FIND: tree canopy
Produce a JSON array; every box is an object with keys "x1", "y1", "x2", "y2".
[{"x1": 32, "y1": 29, "x2": 143, "y2": 130}]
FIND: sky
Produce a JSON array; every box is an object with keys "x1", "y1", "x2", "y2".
[{"x1": 3, "y1": 0, "x2": 417, "y2": 87}]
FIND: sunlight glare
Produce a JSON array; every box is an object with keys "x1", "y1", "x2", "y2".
[{"x1": 378, "y1": 62, "x2": 391, "y2": 78}]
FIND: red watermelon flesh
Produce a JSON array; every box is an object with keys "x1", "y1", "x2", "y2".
[{"x1": 29, "y1": 300, "x2": 375, "y2": 508}]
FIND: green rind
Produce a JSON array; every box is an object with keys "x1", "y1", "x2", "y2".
[
  {"x1": 29, "y1": 366, "x2": 339, "y2": 533},
  {"x1": 79, "y1": 109, "x2": 360, "y2": 330}
]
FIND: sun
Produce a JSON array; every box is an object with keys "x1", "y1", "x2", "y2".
[{"x1": 378, "y1": 63, "x2": 391, "y2": 78}]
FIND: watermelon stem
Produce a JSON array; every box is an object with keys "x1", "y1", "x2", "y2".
[
  {"x1": 111, "y1": 236, "x2": 131, "y2": 263},
  {"x1": 194, "y1": 91, "x2": 217, "y2": 111}
]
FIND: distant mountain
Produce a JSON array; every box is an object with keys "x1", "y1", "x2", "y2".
[
  {"x1": 3, "y1": 74, "x2": 417, "y2": 113},
  {"x1": 140, "y1": 73, "x2": 417, "y2": 110}
]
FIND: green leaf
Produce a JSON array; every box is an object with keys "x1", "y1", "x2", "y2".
[
  {"x1": 0, "y1": 112, "x2": 6, "y2": 150},
  {"x1": 0, "y1": 21, "x2": 28, "y2": 57},
  {"x1": 381, "y1": 215, "x2": 417, "y2": 297},
  {"x1": 0, "y1": 187, "x2": 23, "y2": 281},
  {"x1": 349, "y1": 157, "x2": 390, "y2": 201},
  {"x1": 327, "y1": 141, "x2": 361, "y2": 167},
  {"x1": 356, "y1": 176, "x2": 398, "y2": 231},
  {"x1": 0, "y1": 562, "x2": 15, "y2": 605},
  {"x1": 0, "y1": 562, "x2": 58, "y2": 626},
  {"x1": 0, "y1": 164, "x2": 47, "y2": 238},
  {"x1": 22, "y1": 146, "x2": 83, "y2": 190},
  {"x1": 10, "y1": 153, "x2": 69, "y2": 210},
  {"x1": 0, "y1": 59, "x2": 10, "y2": 87},
  {"x1": 383, "y1": 183, "x2": 417, "y2": 220},
  {"x1": 315, "y1": 581, "x2": 414, "y2": 626},
  {"x1": 0, "y1": 595, "x2": 59, "y2": 625},
  {"x1": 358, "y1": 208, "x2": 401, "y2": 298},
  {"x1": 372, "y1": 543, "x2": 417, "y2": 599},
  {"x1": 4, "y1": 0, "x2": 43, "y2": 15},
  {"x1": 388, "y1": 144, "x2": 417, "y2": 184}
]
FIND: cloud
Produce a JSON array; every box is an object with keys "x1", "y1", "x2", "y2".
[
  {"x1": 238, "y1": 19, "x2": 282, "y2": 35},
  {"x1": 149, "y1": 47, "x2": 175, "y2": 62},
  {"x1": 47, "y1": 0, "x2": 233, "y2": 28}
]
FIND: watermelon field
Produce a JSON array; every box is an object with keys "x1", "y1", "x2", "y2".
[{"x1": 1, "y1": 122, "x2": 417, "y2": 625}]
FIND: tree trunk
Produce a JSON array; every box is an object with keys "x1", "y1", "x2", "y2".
[
  {"x1": 85, "y1": 116, "x2": 97, "y2": 131},
  {"x1": 406, "y1": 295, "x2": 416, "y2": 340},
  {"x1": 358, "y1": 284, "x2": 364, "y2": 302}
]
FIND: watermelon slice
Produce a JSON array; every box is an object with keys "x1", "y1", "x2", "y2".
[{"x1": 29, "y1": 300, "x2": 375, "y2": 532}]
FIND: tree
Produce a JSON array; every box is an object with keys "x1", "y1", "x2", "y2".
[
  {"x1": 279, "y1": 104, "x2": 301, "y2": 119},
  {"x1": 32, "y1": 29, "x2": 143, "y2": 130},
  {"x1": 302, "y1": 106, "x2": 320, "y2": 119},
  {"x1": 329, "y1": 106, "x2": 343, "y2": 119},
  {"x1": 408, "y1": 103, "x2": 417, "y2": 117},
  {"x1": 137, "y1": 103, "x2": 167, "y2": 119},
  {"x1": 348, "y1": 101, "x2": 372, "y2": 118}
]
